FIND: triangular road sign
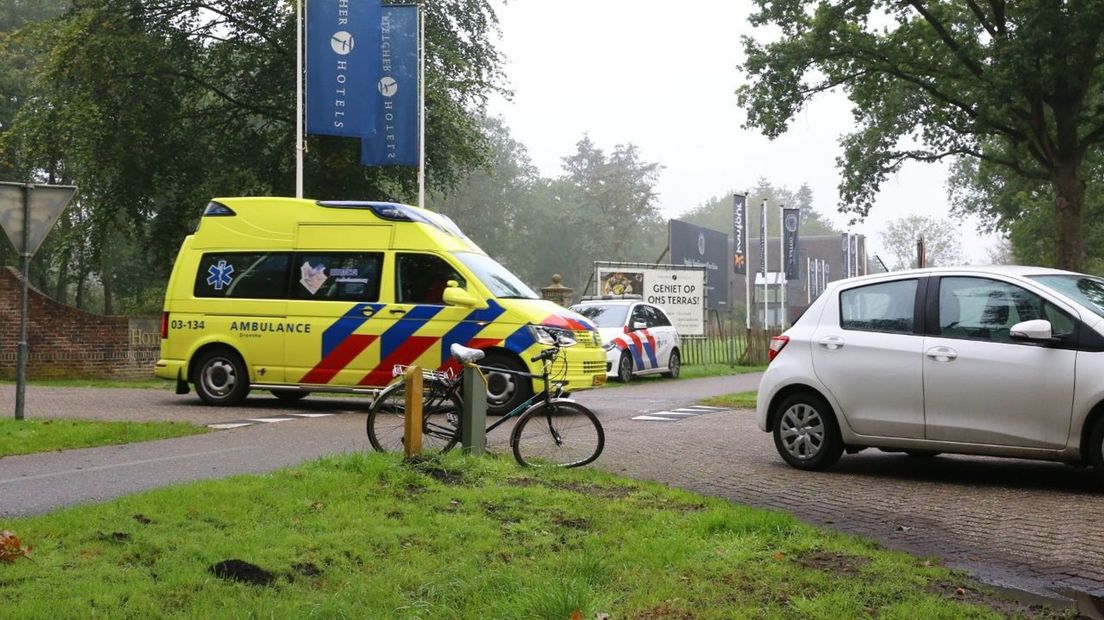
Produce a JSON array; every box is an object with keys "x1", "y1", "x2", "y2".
[{"x1": 0, "y1": 182, "x2": 78, "y2": 256}]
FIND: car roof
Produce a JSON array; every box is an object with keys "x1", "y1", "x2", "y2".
[
  {"x1": 572, "y1": 299, "x2": 642, "y2": 307},
  {"x1": 838, "y1": 265, "x2": 1081, "y2": 286}
]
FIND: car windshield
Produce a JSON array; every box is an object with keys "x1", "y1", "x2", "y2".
[
  {"x1": 452, "y1": 252, "x2": 538, "y2": 299},
  {"x1": 571, "y1": 304, "x2": 628, "y2": 328},
  {"x1": 1029, "y1": 274, "x2": 1104, "y2": 319}
]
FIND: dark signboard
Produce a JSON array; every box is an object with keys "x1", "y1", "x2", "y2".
[{"x1": 669, "y1": 219, "x2": 729, "y2": 310}]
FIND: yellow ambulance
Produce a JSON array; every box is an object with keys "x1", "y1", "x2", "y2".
[{"x1": 155, "y1": 197, "x2": 607, "y2": 414}]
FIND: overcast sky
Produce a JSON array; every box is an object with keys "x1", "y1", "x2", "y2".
[{"x1": 485, "y1": 0, "x2": 998, "y2": 264}]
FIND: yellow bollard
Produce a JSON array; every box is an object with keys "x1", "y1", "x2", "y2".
[{"x1": 403, "y1": 366, "x2": 423, "y2": 458}]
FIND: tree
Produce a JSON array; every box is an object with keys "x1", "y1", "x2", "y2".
[
  {"x1": 879, "y1": 215, "x2": 963, "y2": 271},
  {"x1": 739, "y1": 1, "x2": 1104, "y2": 271},
  {"x1": 679, "y1": 180, "x2": 840, "y2": 237},
  {"x1": 4, "y1": 0, "x2": 508, "y2": 312}
]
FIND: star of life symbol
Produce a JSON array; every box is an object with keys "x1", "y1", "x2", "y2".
[{"x1": 207, "y1": 260, "x2": 234, "y2": 291}]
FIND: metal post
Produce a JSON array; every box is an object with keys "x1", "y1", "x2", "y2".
[
  {"x1": 417, "y1": 3, "x2": 426, "y2": 209},
  {"x1": 295, "y1": 0, "x2": 304, "y2": 198},
  {"x1": 460, "y1": 366, "x2": 486, "y2": 455},
  {"x1": 15, "y1": 183, "x2": 32, "y2": 420},
  {"x1": 778, "y1": 204, "x2": 786, "y2": 330},
  {"x1": 760, "y1": 199, "x2": 767, "y2": 330}
]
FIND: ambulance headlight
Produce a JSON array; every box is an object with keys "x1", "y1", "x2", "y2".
[
  {"x1": 603, "y1": 341, "x2": 617, "y2": 351},
  {"x1": 529, "y1": 325, "x2": 576, "y2": 347}
]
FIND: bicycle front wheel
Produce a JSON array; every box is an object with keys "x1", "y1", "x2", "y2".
[
  {"x1": 510, "y1": 400, "x2": 604, "y2": 468},
  {"x1": 367, "y1": 379, "x2": 461, "y2": 453}
]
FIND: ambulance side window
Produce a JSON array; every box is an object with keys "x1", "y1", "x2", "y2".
[
  {"x1": 194, "y1": 252, "x2": 290, "y2": 299},
  {"x1": 292, "y1": 252, "x2": 383, "y2": 302},
  {"x1": 396, "y1": 253, "x2": 466, "y2": 305}
]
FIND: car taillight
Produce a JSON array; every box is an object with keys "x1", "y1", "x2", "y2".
[
  {"x1": 161, "y1": 312, "x2": 169, "y2": 339},
  {"x1": 768, "y1": 335, "x2": 790, "y2": 363}
]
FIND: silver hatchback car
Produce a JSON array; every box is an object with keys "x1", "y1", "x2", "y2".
[{"x1": 757, "y1": 265, "x2": 1104, "y2": 483}]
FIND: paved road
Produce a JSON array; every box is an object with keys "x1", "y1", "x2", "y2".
[{"x1": 2, "y1": 375, "x2": 1103, "y2": 605}]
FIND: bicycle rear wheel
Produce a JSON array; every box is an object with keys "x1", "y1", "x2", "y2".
[
  {"x1": 510, "y1": 400, "x2": 604, "y2": 468},
  {"x1": 367, "y1": 379, "x2": 461, "y2": 453}
]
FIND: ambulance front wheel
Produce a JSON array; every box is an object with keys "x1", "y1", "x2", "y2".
[
  {"x1": 193, "y1": 347, "x2": 251, "y2": 406},
  {"x1": 481, "y1": 352, "x2": 532, "y2": 416}
]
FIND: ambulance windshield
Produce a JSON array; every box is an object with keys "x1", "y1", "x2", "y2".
[{"x1": 454, "y1": 252, "x2": 539, "y2": 299}]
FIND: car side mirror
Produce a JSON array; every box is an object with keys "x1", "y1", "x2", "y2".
[
  {"x1": 1009, "y1": 319, "x2": 1054, "y2": 341},
  {"x1": 442, "y1": 282, "x2": 488, "y2": 310},
  {"x1": 632, "y1": 321, "x2": 647, "y2": 331}
]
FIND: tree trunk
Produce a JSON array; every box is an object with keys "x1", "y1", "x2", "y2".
[{"x1": 1052, "y1": 162, "x2": 1085, "y2": 271}]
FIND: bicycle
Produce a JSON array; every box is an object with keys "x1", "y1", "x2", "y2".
[{"x1": 366, "y1": 339, "x2": 605, "y2": 468}]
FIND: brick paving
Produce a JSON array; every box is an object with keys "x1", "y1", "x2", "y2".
[{"x1": 591, "y1": 405, "x2": 1104, "y2": 601}]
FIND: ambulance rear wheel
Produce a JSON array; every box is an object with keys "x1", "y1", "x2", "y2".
[
  {"x1": 481, "y1": 352, "x2": 531, "y2": 416},
  {"x1": 194, "y1": 348, "x2": 250, "y2": 406}
]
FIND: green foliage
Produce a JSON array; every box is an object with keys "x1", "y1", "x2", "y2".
[
  {"x1": 680, "y1": 178, "x2": 840, "y2": 237},
  {"x1": 879, "y1": 214, "x2": 963, "y2": 270},
  {"x1": 739, "y1": 1, "x2": 1104, "y2": 270},
  {"x1": 431, "y1": 123, "x2": 666, "y2": 292},
  {"x1": 2, "y1": 0, "x2": 507, "y2": 312},
  {"x1": 0, "y1": 451, "x2": 1028, "y2": 618}
]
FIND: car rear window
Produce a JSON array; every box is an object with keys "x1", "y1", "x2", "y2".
[{"x1": 839, "y1": 279, "x2": 918, "y2": 334}]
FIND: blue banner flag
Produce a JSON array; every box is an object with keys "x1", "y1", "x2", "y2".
[
  {"x1": 306, "y1": 0, "x2": 381, "y2": 137},
  {"x1": 361, "y1": 5, "x2": 419, "y2": 166}
]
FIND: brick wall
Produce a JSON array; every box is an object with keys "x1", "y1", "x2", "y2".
[{"x1": 0, "y1": 267, "x2": 160, "y2": 380}]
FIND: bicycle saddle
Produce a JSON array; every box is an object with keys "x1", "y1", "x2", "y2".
[{"x1": 450, "y1": 343, "x2": 486, "y2": 364}]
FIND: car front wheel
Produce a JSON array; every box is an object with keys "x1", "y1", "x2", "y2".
[
  {"x1": 772, "y1": 392, "x2": 843, "y2": 471},
  {"x1": 616, "y1": 352, "x2": 633, "y2": 383}
]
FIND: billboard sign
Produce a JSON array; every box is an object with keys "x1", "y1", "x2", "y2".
[
  {"x1": 669, "y1": 219, "x2": 729, "y2": 310},
  {"x1": 595, "y1": 264, "x2": 705, "y2": 336}
]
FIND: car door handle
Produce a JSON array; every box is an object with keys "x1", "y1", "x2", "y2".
[
  {"x1": 925, "y1": 346, "x2": 958, "y2": 362},
  {"x1": 818, "y1": 336, "x2": 844, "y2": 350},
  {"x1": 388, "y1": 308, "x2": 407, "y2": 315}
]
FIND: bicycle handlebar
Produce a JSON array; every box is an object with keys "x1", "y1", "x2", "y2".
[{"x1": 530, "y1": 347, "x2": 559, "y2": 363}]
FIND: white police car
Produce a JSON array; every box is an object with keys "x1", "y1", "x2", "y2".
[{"x1": 570, "y1": 298, "x2": 681, "y2": 382}]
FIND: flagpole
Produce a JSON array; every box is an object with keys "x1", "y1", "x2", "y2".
[
  {"x1": 779, "y1": 204, "x2": 786, "y2": 330},
  {"x1": 760, "y1": 199, "x2": 767, "y2": 330},
  {"x1": 417, "y1": 2, "x2": 426, "y2": 209},
  {"x1": 295, "y1": 0, "x2": 304, "y2": 199}
]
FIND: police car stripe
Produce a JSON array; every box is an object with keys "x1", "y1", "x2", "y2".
[
  {"x1": 640, "y1": 329, "x2": 660, "y2": 368},
  {"x1": 625, "y1": 332, "x2": 647, "y2": 369}
]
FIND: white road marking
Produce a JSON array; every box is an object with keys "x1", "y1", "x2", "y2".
[{"x1": 207, "y1": 423, "x2": 253, "y2": 430}]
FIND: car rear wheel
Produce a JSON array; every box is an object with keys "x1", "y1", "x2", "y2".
[
  {"x1": 616, "y1": 352, "x2": 633, "y2": 383},
  {"x1": 1090, "y1": 417, "x2": 1104, "y2": 485},
  {"x1": 662, "y1": 349, "x2": 681, "y2": 378},
  {"x1": 772, "y1": 392, "x2": 843, "y2": 471}
]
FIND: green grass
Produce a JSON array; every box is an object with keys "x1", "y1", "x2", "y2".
[
  {"x1": 681, "y1": 363, "x2": 766, "y2": 378},
  {"x1": 700, "y1": 390, "x2": 759, "y2": 410},
  {"x1": 0, "y1": 419, "x2": 208, "y2": 458},
  {"x1": 1, "y1": 378, "x2": 170, "y2": 389},
  {"x1": 0, "y1": 453, "x2": 1067, "y2": 619}
]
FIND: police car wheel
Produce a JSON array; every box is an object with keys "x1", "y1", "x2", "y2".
[
  {"x1": 481, "y1": 353, "x2": 531, "y2": 416},
  {"x1": 194, "y1": 348, "x2": 250, "y2": 406},
  {"x1": 617, "y1": 352, "x2": 633, "y2": 383},
  {"x1": 662, "y1": 350, "x2": 681, "y2": 379}
]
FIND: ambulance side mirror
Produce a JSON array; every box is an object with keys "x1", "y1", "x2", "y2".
[{"x1": 442, "y1": 280, "x2": 488, "y2": 310}]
